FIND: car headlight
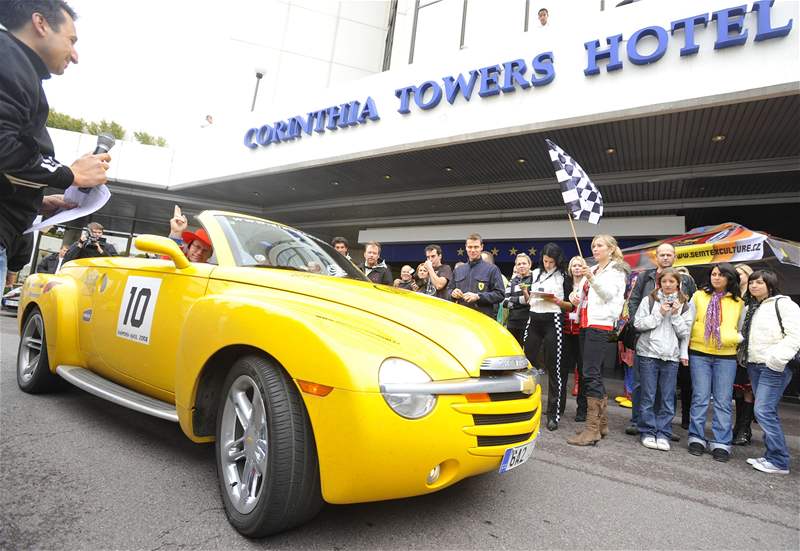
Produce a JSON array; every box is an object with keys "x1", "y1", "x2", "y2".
[{"x1": 379, "y1": 358, "x2": 437, "y2": 419}]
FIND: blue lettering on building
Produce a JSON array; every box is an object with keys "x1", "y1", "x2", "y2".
[
  {"x1": 585, "y1": 0, "x2": 792, "y2": 75},
  {"x1": 244, "y1": 96, "x2": 380, "y2": 149},
  {"x1": 394, "y1": 52, "x2": 555, "y2": 114},
  {"x1": 243, "y1": 1, "x2": 792, "y2": 149}
]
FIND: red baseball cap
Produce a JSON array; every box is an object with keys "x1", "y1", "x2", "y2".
[{"x1": 182, "y1": 228, "x2": 212, "y2": 249}]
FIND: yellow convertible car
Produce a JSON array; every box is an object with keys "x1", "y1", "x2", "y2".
[{"x1": 16, "y1": 211, "x2": 541, "y2": 537}]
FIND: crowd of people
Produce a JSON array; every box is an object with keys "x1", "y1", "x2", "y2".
[{"x1": 333, "y1": 232, "x2": 800, "y2": 475}]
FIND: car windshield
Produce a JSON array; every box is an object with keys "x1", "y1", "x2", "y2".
[{"x1": 215, "y1": 215, "x2": 367, "y2": 281}]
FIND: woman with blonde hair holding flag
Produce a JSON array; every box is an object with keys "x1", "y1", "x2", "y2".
[{"x1": 567, "y1": 234, "x2": 629, "y2": 446}]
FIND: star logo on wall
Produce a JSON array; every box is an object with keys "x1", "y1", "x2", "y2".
[
  {"x1": 509, "y1": 247, "x2": 518, "y2": 256},
  {"x1": 528, "y1": 247, "x2": 537, "y2": 257},
  {"x1": 490, "y1": 247, "x2": 500, "y2": 256},
  {"x1": 457, "y1": 248, "x2": 465, "y2": 256}
]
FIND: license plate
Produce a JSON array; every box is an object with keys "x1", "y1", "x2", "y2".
[
  {"x1": 4, "y1": 299, "x2": 18, "y2": 307},
  {"x1": 499, "y1": 440, "x2": 535, "y2": 473}
]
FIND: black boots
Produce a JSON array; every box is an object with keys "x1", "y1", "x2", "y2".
[{"x1": 733, "y1": 400, "x2": 754, "y2": 446}]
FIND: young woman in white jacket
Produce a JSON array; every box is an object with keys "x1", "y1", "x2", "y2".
[
  {"x1": 567, "y1": 234, "x2": 629, "y2": 446},
  {"x1": 738, "y1": 270, "x2": 800, "y2": 475},
  {"x1": 633, "y1": 268, "x2": 695, "y2": 451}
]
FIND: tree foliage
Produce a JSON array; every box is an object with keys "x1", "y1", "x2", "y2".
[
  {"x1": 133, "y1": 131, "x2": 168, "y2": 148},
  {"x1": 47, "y1": 110, "x2": 167, "y2": 147}
]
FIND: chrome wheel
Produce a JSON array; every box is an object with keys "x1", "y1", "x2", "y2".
[
  {"x1": 219, "y1": 374, "x2": 268, "y2": 515},
  {"x1": 18, "y1": 312, "x2": 45, "y2": 385}
]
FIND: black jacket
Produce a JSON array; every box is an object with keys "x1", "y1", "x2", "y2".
[
  {"x1": 505, "y1": 273, "x2": 533, "y2": 328},
  {"x1": 448, "y1": 259, "x2": 505, "y2": 318},
  {"x1": 63, "y1": 239, "x2": 118, "y2": 262},
  {"x1": 0, "y1": 29, "x2": 74, "y2": 263},
  {"x1": 37, "y1": 252, "x2": 63, "y2": 274},
  {"x1": 362, "y1": 259, "x2": 393, "y2": 285}
]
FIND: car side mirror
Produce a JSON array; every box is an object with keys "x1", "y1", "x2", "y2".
[{"x1": 134, "y1": 235, "x2": 191, "y2": 269}]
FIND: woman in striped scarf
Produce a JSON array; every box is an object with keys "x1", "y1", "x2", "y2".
[{"x1": 686, "y1": 263, "x2": 744, "y2": 463}]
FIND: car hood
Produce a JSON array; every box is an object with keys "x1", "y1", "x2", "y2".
[{"x1": 211, "y1": 267, "x2": 522, "y2": 377}]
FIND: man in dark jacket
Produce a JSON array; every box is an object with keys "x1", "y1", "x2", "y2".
[
  {"x1": 0, "y1": 1, "x2": 110, "y2": 285},
  {"x1": 63, "y1": 222, "x2": 118, "y2": 261},
  {"x1": 448, "y1": 233, "x2": 504, "y2": 318},
  {"x1": 361, "y1": 241, "x2": 393, "y2": 285},
  {"x1": 626, "y1": 242, "x2": 697, "y2": 435},
  {"x1": 37, "y1": 243, "x2": 68, "y2": 273}
]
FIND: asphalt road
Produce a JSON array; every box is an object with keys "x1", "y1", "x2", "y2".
[{"x1": 1, "y1": 310, "x2": 798, "y2": 550}]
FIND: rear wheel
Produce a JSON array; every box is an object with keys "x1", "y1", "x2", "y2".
[
  {"x1": 17, "y1": 308, "x2": 61, "y2": 393},
  {"x1": 215, "y1": 354, "x2": 322, "y2": 537}
]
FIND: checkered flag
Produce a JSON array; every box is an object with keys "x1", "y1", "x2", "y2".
[{"x1": 545, "y1": 139, "x2": 603, "y2": 224}]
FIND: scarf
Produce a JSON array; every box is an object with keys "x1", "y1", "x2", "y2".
[
  {"x1": 738, "y1": 300, "x2": 760, "y2": 362},
  {"x1": 704, "y1": 291, "x2": 725, "y2": 349}
]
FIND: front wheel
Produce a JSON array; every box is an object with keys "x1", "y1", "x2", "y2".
[
  {"x1": 215, "y1": 355, "x2": 322, "y2": 537},
  {"x1": 17, "y1": 308, "x2": 61, "y2": 393}
]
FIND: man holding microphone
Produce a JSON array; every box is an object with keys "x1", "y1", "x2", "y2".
[{"x1": 0, "y1": 1, "x2": 110, "y2": 286}]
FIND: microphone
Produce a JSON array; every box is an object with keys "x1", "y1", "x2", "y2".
[
  {"x1": 78, "y1": 133, "x2": 116, "y2": 193},
  {"x1": 93, "y1": 133, "x2": 116, "y2": 155}
]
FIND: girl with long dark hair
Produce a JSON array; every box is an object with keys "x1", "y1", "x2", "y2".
[
  {"x1": 686, "y1": 263, "x2": 743, "y2": 462},
  {"x1": 739, "y1": 270, "x2": 800, "y2": 474},
  {"x1": 521, "y1": 243, "x2": 573, "y2": 431}
]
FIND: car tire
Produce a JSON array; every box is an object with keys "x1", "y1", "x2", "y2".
[
  {"x1": 215, "y1": 354, "x2": 323, "y2": 537},
  {"x1": 17, "y1": 308, "x2": 61, "y2": 393}
]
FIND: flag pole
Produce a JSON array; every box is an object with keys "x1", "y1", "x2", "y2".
[{"x1": 565, "y1": 207, "x2": 584, "y2": 259}]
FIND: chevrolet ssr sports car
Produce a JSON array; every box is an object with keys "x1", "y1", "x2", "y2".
[{"x1": 16, "y1": 211, "x2": 541, "y2": 537}]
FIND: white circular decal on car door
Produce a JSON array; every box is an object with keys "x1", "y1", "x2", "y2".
[{"x1": 116, "y1": 276, "x2": 162, "y2": 344}]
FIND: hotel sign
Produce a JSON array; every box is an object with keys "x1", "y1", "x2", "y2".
[{"x1": 243, "y1": 0, "x2": 792, "y2": 150}]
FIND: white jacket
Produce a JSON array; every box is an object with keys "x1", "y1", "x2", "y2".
[
  {"x1": 574, "y1": 261, "x2": 628, "y2": 327},
  {"x1": 528, "y1": 268, "x2": 565, "y2": 314},
  {"x1": 740, "y1": 295, "x2": 800, "y2": 372},
  {"x1": 633, "y1": 295, "x2": 694, "y2": 362}
]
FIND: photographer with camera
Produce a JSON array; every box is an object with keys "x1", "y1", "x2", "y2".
[{"x1": 63, "y1": 222, "x2": 117, "y2": 262}]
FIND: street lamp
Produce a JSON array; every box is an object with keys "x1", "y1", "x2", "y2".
[{"x1": 251, "y1": 69, "x2": 265, "y2": 112}]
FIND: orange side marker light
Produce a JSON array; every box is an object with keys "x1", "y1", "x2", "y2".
[{"x1": 297, "y1": 380, "x2": 334, "y2": 397}]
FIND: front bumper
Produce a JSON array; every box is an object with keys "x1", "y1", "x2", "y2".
[{"x1": 302, "y1": 371, "x2": 542, "y2": 505}]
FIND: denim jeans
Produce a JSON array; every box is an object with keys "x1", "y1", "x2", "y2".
[
  {"x1": 637, "y1": 356, "x2": 678, "y2": 438},
  {"x1": 0, "y1": 245, "x2": 7, "y2": 293},
  {"x1": 688, "y1": 353, "x2": 737, "y2": 452},
  {"x1": 748, "y1": 363, "x2": 793, "y2": 470}
]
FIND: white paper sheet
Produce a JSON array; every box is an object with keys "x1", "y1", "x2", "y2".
[{"x1": 25, "y1": 184, "x2": 111, "y2": 234}]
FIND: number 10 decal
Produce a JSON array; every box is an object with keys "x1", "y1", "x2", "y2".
[{"x1": 116, "y1": 276, "x2": 162, "y2": 344}]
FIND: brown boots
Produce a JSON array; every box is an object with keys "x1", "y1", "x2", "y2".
[
  {"x1": 599, "y1": 395, "x2": 609, "y2": 438},
  {"x1": 567, "y1": 396, "x2": 603, "y2": 446}
]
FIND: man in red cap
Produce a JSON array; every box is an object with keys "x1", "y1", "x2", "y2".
[{"x1": 169, "y1": 208, "x2": 213, "y2": 263}]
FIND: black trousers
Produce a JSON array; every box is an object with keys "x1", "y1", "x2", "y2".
[
  {"x1": 563, "y1": 332, "x2": 585, "y2": 415},
  {"x1": 579, "y1": 327, "x2": 617, "y2": 399},
  {"x1": 507, "y1": 324, "x2": 526, "y2": 347},
  {"x1": 677, "y1": 363, "x2": 692, "y2": 424},
  {"x1": 525, "y1": 312, "x2": 568, "y2": 421}
]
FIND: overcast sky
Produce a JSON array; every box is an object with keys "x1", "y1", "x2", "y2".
[{"x1": 43, "y1": 0, "x2": 239, "y2": 146}]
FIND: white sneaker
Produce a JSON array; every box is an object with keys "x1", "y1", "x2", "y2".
[
  {"x1": 641, "y1": 435, "x2": 658, "y2": 449},
  {"x1": 752, "y1": 460, "x2": 789, "y2": 475},
  {"x1": 746, "y1": 457, "x2": 765, "y2": 466},
  {"x1": 656, "y1": 438, "x2": 670, "y2": 451}
]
